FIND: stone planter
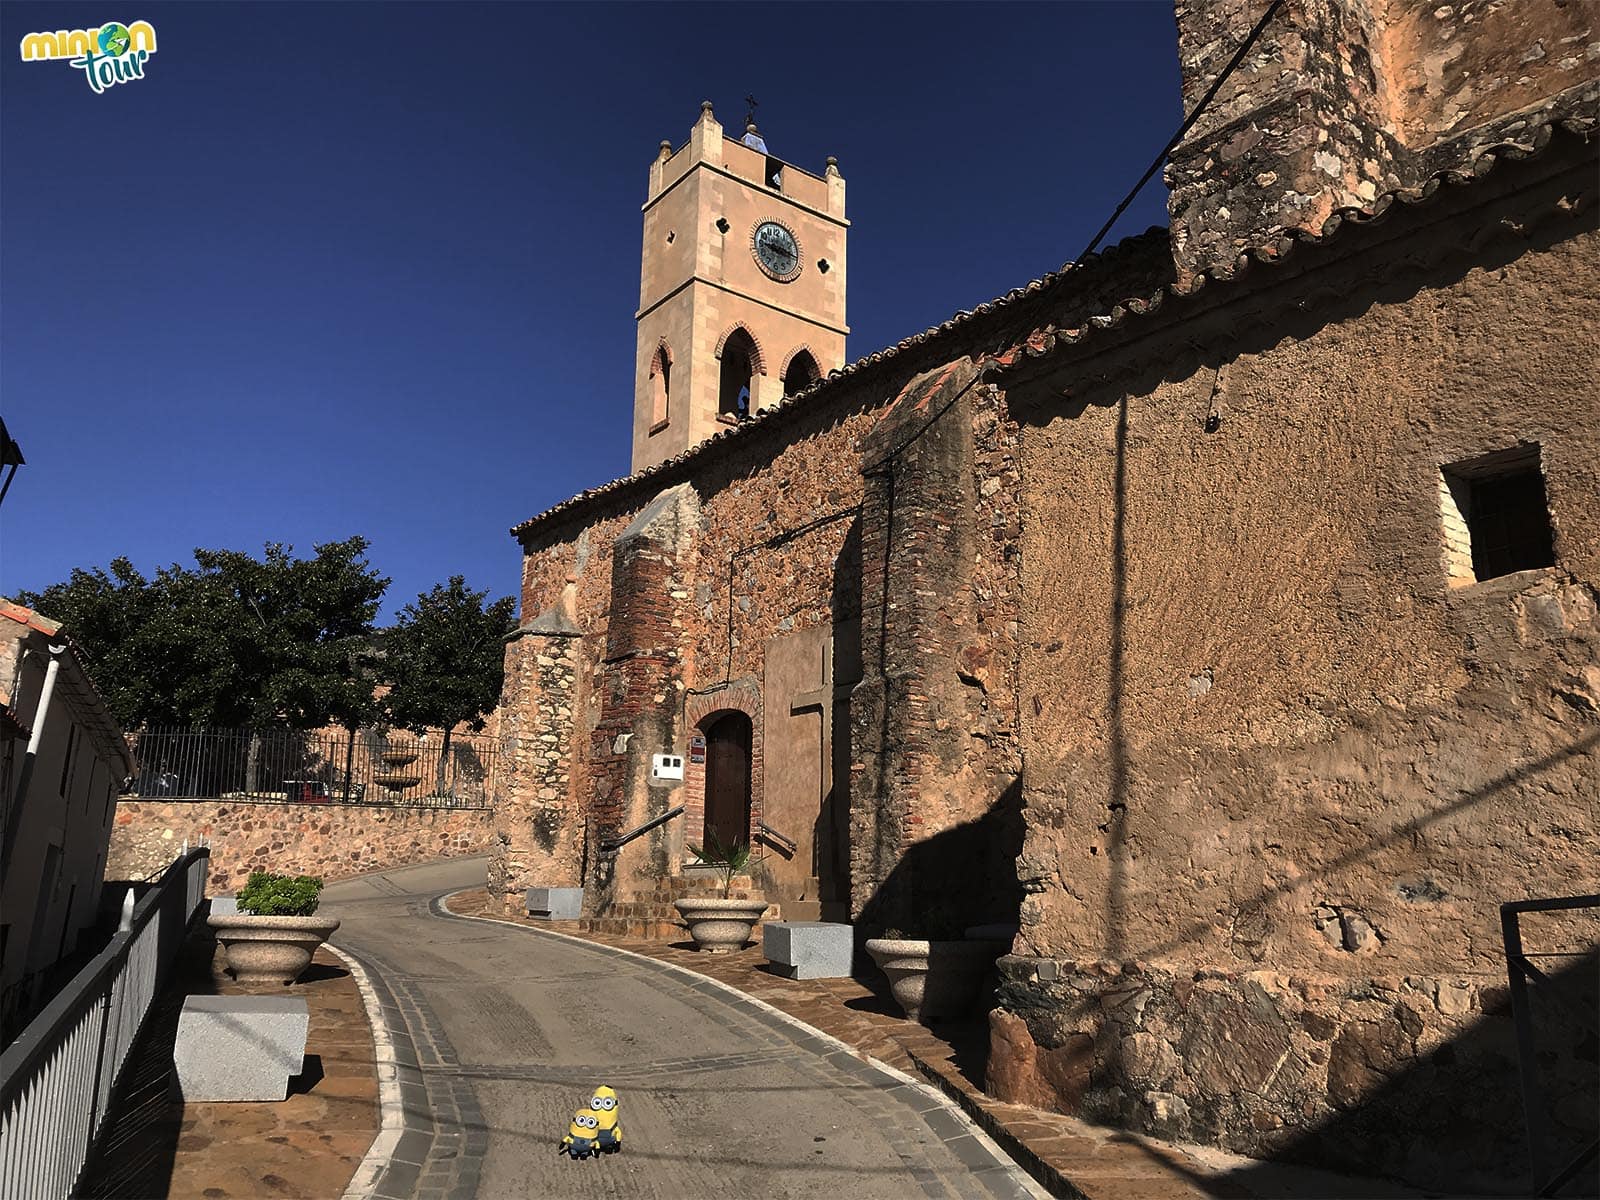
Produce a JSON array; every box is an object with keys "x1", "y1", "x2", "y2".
[
  {"x1": 865, "y1": 937, "x2": 1007, "y2": 1023},
  {"x1": 673, "y1": 897, "x2": 768, "y2": 954},
  {"x1": 208, "y1": 913, "x2": 342, "y2": 986}
]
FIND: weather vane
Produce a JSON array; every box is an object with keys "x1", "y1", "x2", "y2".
[{"x1": 744, "y1": 94, "x2": 759, "y2": 128}]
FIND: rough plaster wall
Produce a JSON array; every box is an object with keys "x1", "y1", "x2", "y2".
[
  {"x1": 687, "y1": 409, "x2": 873, "y2": 692},
  {"x1": 991, "y1": 213, "x2": 1599, "y2": 1192},
  {"x1": 1379, "y1": 0, "x2": 1598, "y2": 144},
  {"x1": 1014, "y1": 225, "x2": 1600, "y2": 979}
]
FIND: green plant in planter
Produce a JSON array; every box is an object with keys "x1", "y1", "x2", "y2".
[
  {"x1": 686, "y1": 834, "x2": 754, "y2": 899},
  {"x1": 237, "y1": 871, "x2": 324, "y2": 916}
]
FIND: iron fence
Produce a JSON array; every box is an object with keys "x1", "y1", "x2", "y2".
[
  {"x1": 0, "y1": 848, "x2": 208, "y2": 1200},
  {"x1": 125, "y1": 726, "x2": 499, "y2": 809}
]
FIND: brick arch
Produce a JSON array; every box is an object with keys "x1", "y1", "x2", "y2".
[
  {"x1": 683, "y1": 680, "x2": 764, "y2": 857},
  {"x1": 649, "y1": 338, "x2": 672, "y2": 376},
  {"x1": 713, "y1": 323, "x2": 768, "y2": 376},
  {"x1": 780, "y1": 344, "x2": 822, "y2": 387}
]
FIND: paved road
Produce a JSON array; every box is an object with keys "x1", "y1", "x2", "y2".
[{"x1": 324, "y1": 858, "x2": 1043, "y2": 1200}]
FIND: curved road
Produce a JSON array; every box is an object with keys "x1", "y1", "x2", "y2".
[{"x1": 323, "y1": 858, "x2": 1043, "y2": 1200}]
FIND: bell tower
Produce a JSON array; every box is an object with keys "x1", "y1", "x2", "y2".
[{"x1": 632, "y1": 101, "x2": 848, "y2": 474}]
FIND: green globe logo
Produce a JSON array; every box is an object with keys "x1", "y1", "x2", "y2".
[{"x1": 98, "y1": 22, "x2": 131, "y2": 56}]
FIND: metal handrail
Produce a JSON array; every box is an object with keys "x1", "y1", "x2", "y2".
[
  {"x1": 1501, "y1": 893, "x2": 1600, "y2": 1199},
  {"x1": 599, "y1": 805, "x2": 684, "y2": 854},
  {"x1": 0, "y1": 847, "x2": 209, "y2": 1200},
  {"x1": 756, "y1": 822, "x2": 797, "y2": 856}
]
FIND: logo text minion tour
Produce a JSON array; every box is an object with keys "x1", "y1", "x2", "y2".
[{"x1": 19, "y1": 20, "x2": 157, "y2": 93}]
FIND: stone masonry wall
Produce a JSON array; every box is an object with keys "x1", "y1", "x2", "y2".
[
  {"x1": 107, "y1": 799, "x2": 495, "y2": 893},
  {"x1": 490, "y1": 620, "x2": 581, "y2": 902},
  {"x1": 1165, "y1": 0, "x2": 1598, "y2": 281},
  {"x1": 498, "y1": 373, "x2": 925, "y2": 912},
  {"x1": 586, "y1": 485, "x2": 700, "y2": 906},
  {"x1": 993, "y1": 168, "x2": 1599, "y2": 1191},
  {"x1": 849, "y1": 359, "x2": 1026, "y2": 932}
]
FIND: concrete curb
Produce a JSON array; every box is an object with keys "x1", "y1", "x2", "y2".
[
  {"x1": 327, "y1": 941, "x2": 423, "y2": 1200},
  {"x1": 434, "y1": 892, "x2": 1051, "y2": 1200},
  {"x1": 903, "y1": 1044, "x2": 1083, "y2": 1200}
]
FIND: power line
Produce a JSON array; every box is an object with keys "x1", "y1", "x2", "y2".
[{"x1": 1075, "y1": 0, "x2": 1287, "y2": 264}]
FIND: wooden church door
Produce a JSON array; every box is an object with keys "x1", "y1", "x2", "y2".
[{"x1": 702, "y1": 711, "x2": 752, "y2": 849}]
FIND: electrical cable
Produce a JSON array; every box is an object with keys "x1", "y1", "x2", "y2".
[{"x1": 1075, "y1": 0, "x2": 1287, "y2": 264}]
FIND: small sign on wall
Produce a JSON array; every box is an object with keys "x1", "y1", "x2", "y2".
[
  {"x1": 650, "y1": 754, "x2": 685, "y2": 783},
  {"x1": 688, "y1": 735, "x2": 707, "y2": 764}
]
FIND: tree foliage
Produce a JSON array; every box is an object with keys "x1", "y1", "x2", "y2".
[
  {"x1": 381, "y1": 576, "x2": 517, "y2": 735},
  {"x1": 18, "y1": 538, "x2": 390, "y2": 730},
  {"x1": 380, "y1": 576, "x2": 516, "y2": 795}
]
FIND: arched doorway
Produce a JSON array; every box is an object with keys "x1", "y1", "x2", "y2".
[{"x1": 702, "y1": 710, "x2": 752, "y2": 848}]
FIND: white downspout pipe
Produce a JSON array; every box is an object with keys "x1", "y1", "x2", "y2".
[{"x1": 1, "y1": 644, "x2": 67, "y2": 873}]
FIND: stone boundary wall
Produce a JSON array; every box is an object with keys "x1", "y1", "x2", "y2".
[
  {"x1": 988, "y1": 951, "x2": 1597, "y2": 1195},
  {"x1": 107, "y1": 799, "x2": 495, "y2": 893}
]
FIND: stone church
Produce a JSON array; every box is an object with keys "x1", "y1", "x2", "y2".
[{"x1": 493, "y1": 0, "x2": 1597, "y2": 1190}]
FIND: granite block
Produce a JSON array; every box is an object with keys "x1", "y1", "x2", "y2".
[
  {"x1": 526, "y1": 887, "x2": 583, "y2": 920},
  {"x1": 174, "y1": 995, "x2": 308, "y2": 1101},
  {"x1": 764, "y1": 921, "x2": 853, "y2": 979}
]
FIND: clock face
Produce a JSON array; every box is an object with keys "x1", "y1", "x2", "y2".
[{"x1": 752, "y1": 220, "x2": 801, "y2": 281}]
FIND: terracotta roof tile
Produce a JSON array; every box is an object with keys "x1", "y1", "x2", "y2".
[
  {"x1": 1011, "y1": 108, "x2": 1595, "y2": 368},
  {"x1": 0, "y1": 599, "x2": 63, "y2": 638}
]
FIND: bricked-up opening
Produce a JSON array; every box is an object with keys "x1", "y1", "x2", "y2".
[
  {"x1": 718, "y1": 328, "x2": 756, "y2": 422},
  {"x1": 702, "y1": 710, "x2": 752, "y2": 849},
  {"x1": 1439, "y1": 444, "x2": 1556, "y2": 586},
  {"x1": 649, "y1": 342, "x2": 671, "y2": 431},
  {"x1": 782, "y1": 348, "x2": 820, "y2": 397}
]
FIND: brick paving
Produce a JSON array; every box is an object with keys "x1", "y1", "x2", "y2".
[
  {"x1": 79, "y1": 926, "x2": 379, "y2": 1200},
  {"x1": 445, "y1": 889, "x2": 1424, "y2": 1200}
]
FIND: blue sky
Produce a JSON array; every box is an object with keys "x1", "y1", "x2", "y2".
[{"x1": 1, "y1": 1, "x2": 1181, "y2": 621}]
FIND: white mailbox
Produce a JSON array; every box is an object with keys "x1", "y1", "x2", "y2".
[{"x1": 650, "y1": 754, "x2": 685, "y2": 783}]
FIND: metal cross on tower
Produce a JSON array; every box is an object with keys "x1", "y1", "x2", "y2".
[{"x1": 744, "y1": 94, "x2": 759, "y2": 127}]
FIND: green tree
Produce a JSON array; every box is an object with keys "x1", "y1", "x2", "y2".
[
  {"x1": 17, "y1": 538, "x2": 389, "y2": 732},
  {"x1": 381, "y1": 576, "x2": 516, "y2": 795},
  {"x1": 16, "y1": 558, "x2": 160, "y2": 727}
]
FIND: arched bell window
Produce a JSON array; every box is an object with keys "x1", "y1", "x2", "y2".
[
  {"x1": 718, "y1": 327, "x2": 759, "y2": 421},
  {"x1": 649, "y1": 341, "x2": 672, "y2": 430},
  {"x1": 782, "y1": 348, "x2": 820, "y2": 397}
]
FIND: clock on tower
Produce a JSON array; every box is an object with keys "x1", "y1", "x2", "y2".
[{"x1": 630, "y1": 102, "x2": 848, "y2": 474}]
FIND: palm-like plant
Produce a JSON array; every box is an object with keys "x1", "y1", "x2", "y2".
[{"x1": 686, "y1": 833, "x2": 754, "y2": 899}]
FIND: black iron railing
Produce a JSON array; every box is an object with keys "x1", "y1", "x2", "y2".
[
  {"x1": 1501, "y1": 893, "x2": 1600, "y2": 1198},
  {"x1": 600, "y1": 806, "x2": 684, "y2": 854},
  {"x1": 756, "y1": 821, "x2": 797, "y2": 857},
  {"x1": 125, "y1": 726, "x2": 499, "y2": 809}
]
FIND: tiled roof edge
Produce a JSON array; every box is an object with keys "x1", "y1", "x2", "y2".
[{"x1": 1005, "y1": 108, "x2": 1597, "y2": 372}]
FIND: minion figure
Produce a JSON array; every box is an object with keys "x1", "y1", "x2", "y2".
[
  {"x1": 559, "y1": 1107, "x2": 601, "y2": 1160},
  {"x1": 589, "y1": 1085, "x2": 621, "y2": 1153}
]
